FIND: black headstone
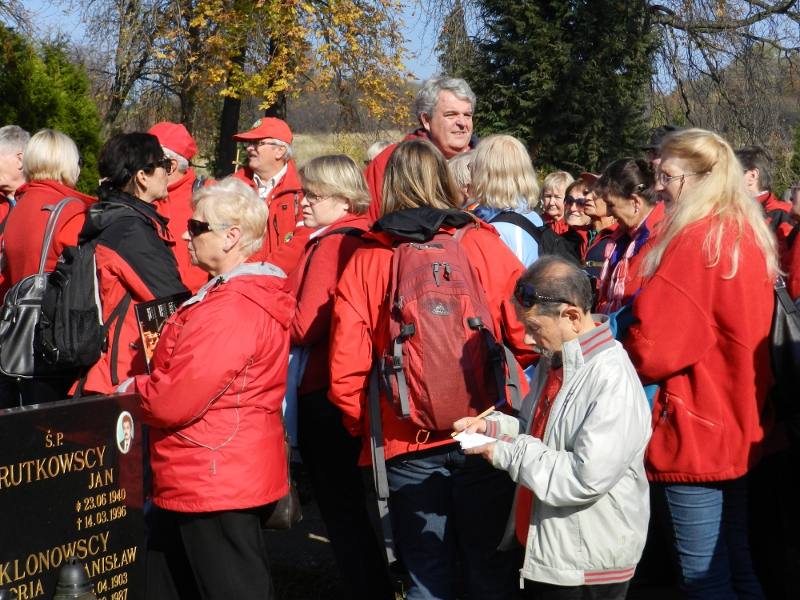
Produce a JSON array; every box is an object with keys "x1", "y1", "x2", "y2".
[{"x1": 0, "y1": 393, "x2": 144, "y2": 600}]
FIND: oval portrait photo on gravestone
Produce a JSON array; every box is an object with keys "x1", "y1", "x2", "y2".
[{"x1": 117, "y1": 411, "x2": 135, "y2": 455}]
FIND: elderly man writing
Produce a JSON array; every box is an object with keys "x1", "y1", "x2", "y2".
[{"x1": 454, "y1": 255, "x2": 652, "y2": 600}]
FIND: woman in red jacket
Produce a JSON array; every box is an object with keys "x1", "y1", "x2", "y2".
[
  {"x1": 593, "y1": 158, "x2": 665, "y2": 314},
  {"x1": 3, "y1": 129, "x2": 96, "y2": 404},
  {"x1": 291, "y1": 155, "x2": 394, "y2": 600},
  {"x1": 625, "y1": 129, "x2": 779, "y2": 599},
  {"x1": 121, "y1": 177, "x2": 292, "y2": 600},
  {"x1": 329, "y1": 139, "x2": 535, "y2": 600}
]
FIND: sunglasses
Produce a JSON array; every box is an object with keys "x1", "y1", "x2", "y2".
[
  {"x1": 186, "y1": 219, "x2": 231, "y2": 237},
  {"x1": 146, "y1": 157, "x2": 174, "y2": 175},
  {"x1": 514, "y1": 283, "x2": 571, "y2": 308},
  {"x1": 564, "y1": 196, "x2": 586, "y2": 207}
]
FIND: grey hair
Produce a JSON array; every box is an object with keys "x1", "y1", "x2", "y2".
[
  {"x1": 414, "y1": 77, "x2": 476, "y2": 123},
  {"x1": 266, "y1": 138, "x2": 293, "y2": 161},
  {"x1": 0, "y1": 125, "x2": 30, "y2": 156},
  {"x1": 448, "y1": 150, "x2": 473, "y2": 189},
  {"x1": 515, "y1": 255, "x2": 594, "y2": 318},
  {"x1": 162, "y1": 147, "x2": 189, "y2": 174}
]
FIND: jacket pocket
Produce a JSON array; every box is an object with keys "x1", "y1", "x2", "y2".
[{"x1": 647, "y1": 391, "x2": 729, "y2": 477}]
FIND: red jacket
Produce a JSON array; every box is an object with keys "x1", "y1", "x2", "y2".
[
  {"x1": 758, "y1": 191, "x2": 795, "y2": 257},
  {"x1": 625, "y1": 217, "x2": 773, "y2": 483},
  {"x1": 784, "y1": 224, "x2": 800, "y2": 300},
  {"x1": 79, "y1": 191, "x2": 188, "y2": 395},
  {"x1": 4, "y1": 180, "x2": 96, "y2": 285},
  {"x1": 544, "y1": 217, "x2": 569, "y2": 236},
  {"x1": 133, "y1": 263, "x2": 294, "y2": 512},
  {"x1": 0, "y1": 197, "x2": 13, "y2": 299},
  {"x1": 155, "y1": 168, "x2": 209, "y2": 294},
  {"x1": 363, "y1": 129, "x2": 479, "y2": 224},
  {"x1": 329, "y1": 209, "x2": 536, "y2": 465},
  {"x1": 233, "y1": 161, "x2": 313, "y2": 275},
  {"x1": 290, "y1": 212, "x2": 369, "y2": 395}
]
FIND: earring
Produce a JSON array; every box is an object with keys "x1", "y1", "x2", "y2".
[{"x1": 222, "y1": 244, "x2": 228, "y2": 251}]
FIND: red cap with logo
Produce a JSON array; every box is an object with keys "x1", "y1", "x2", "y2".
[
  {"x1": 232, "y1": 117, "x2": 293, "y2": 144},
  {"x1": 148, "y1": 122, "x2": 198, "y2": 161}
]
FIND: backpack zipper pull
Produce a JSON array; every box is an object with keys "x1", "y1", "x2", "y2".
[
  {"x1": 433, "y1": 263, "x2": 441, "y2": 286},
  {"x1": 443, "y1": 263, "x2": 451, "y2": 280}
]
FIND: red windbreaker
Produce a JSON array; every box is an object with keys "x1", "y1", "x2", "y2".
[
  {"x1": 233, "y1": 161, "x2": 313, "y2": 275},
  {"x1": 290, "y1": 212, "x2": 369, "y2": 395},
  {"x1": 155, "y1": 168, "x2": 210, "y2": 293},
  {"x1": 625, "y1": 217, "x2": 773, "y2": 483},
  {"x1": 5, "y1": 179, "x2": 96, "y2": 284},
  {"x1": 133, "y1": 264, "x2": 294, "y2": 512},
  {"x1": 329, "y1": 209, "x2": 536, "y2": 465}
]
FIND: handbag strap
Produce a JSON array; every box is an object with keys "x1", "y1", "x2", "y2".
[
  {"x1": 38, "y1": 198, "x2": 85, "y2": 276},
  {"x1": 369, "y1": 360, "x2": 397, "y2": 563}
]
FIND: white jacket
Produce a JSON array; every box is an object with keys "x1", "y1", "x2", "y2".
[{"x1": 485, "y1": 316, "x2": 651, "y2": 587}]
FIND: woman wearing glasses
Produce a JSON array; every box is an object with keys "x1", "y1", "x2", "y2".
[
  {"x1": 592, "y1": 157, "x2": 664, "y2": 314},
  {"x1": 78, "y1": 133, "x2": 187, "y2": 395},
  {"x1": 624, "y1": 129, "x2": 777, "y2": 598},
  {"x1": 562, "y1": 179, "x2": 592, "y2": 228},
  {"x1": 290, "y1": 155, "x2": 395, "y2": 600},
  {"x1": 121, "y1": 177, "x2": 293, "y2": 600}
]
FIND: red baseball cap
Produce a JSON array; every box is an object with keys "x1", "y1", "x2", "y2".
[
  {"x1": 232, "y1": 117, "x2": 293, "y2": 144},
  {"x1": 148, "y1": 122, "x2": 198, "y2": 161}
]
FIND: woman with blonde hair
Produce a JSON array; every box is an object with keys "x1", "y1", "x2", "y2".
[
  {"x1": 470, "y1": 134, "x2": 544, "y2": 266},
  {"x1": 3, "y1": 129, "x2": 97, "y2": 403},
  {"x1": 330, "y1": 138, "x2": 535, "y2": 599},
  {"x1": 625, "y1": 128, "x2": 778, "y2": 599},
  {"x1": 541, "y1": 171, "x2": 573, "y2": 234},
  {"x1": 291, "y1": 155, "x2": 394, "y2": 600},
  {"x1": 121, "y1": 177, "x2": 293, "y2": 599}
]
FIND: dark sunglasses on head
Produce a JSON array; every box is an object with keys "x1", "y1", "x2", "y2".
[
  {"x1": 564, "y1": 196, "x2": 586, "y2": 207},
  {"x1": 187, "y1": 219, "x2": 215, "y2": 237},
  {"x1": 514, "y1": 282, "x2": 571, "y2": 308}
]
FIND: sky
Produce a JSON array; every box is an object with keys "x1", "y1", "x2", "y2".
[{"x1": 19, "y1": 0, "x2": 440, "y2": 81}]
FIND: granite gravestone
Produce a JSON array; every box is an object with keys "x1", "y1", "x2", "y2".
[{"x1": 0, "y1": 393, "x2": 144, "y2": 600}]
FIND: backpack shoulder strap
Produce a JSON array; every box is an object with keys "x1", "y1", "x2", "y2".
[
  {"x1": 489, "y1": 211, "x2": 543, "y2": 244},
  {"x1": 38, "y1": 198, "x2": 86, "y2": 276},
  {"x1": 302, "y1": 227, "x2": 366, "y2": 278},
  {"x1": 192, "y1": 177, "x2": 206, "y2": 193}
]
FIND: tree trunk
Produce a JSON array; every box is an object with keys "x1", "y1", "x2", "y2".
[
  {"x1": 216, "y1": 47, "x2": 246, "y2": 177},
  {"x1": 264, "y1": 93, "x2": 287, "y2": 120}
]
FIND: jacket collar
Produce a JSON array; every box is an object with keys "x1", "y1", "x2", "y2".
[
  {"x1": 184, "y1": 261, "x2": 286, "y2": 306},
  {"x1": 371, "y1": 207, "x2": 477, "y2": 242},
  {"x1": 551, "y1": 315, "x2": 615, "y2": 378}
]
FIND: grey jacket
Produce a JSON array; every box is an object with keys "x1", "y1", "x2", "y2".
[{"x1": 486, "y1": 316, "x2": 651, "y2": 587}]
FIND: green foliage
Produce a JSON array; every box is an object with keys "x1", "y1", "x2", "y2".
[
  {"x1": 0, "y1": 25, "x2": 102, "y2": 194},
  {"x1": 790, "y1": 122, "x2": 800, "y2": 180},
  {"x1": 463, "y1": 0, "x2": 656, "y2": 173}
]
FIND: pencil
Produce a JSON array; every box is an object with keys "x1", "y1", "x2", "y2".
[{"x1": 451, "y1": 406, "x2": 496, "y2": 438}]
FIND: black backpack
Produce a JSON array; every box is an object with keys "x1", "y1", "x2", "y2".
[
  {"x1": 0, "y1": 199, "x2": 84, "y2": 378},
  {"x1": 489, "y1": 211, "x2": 581, "y2": 263},
  {"x1": 39, "y1": 209, "x2": 132, "y2": 387}
]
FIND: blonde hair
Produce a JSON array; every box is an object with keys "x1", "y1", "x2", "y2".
[
  {"x1": 382, "y1": 139, "x2": 462, "y2": 215},
  {"x1": 471, "y1": 135, "x2": 539, "y2": 211},
  {"x1": 541, "y1": 171, "x2": 574, "y2": 198},
  {"x1": 642, "y1": 128, "x2": 779, "y2": 280},
  {"x1": 298, "y1": 154, "x2": 371, "y2": 216},
  {"x1": 448, "y1": 150, "x2": 473, "y2": 189},
  {"x1": 23, "y1": 129, "x2": 81, "y2": 188},
  {"x1": 191, "y1": 177, "x2": 268, "y2": 257}
]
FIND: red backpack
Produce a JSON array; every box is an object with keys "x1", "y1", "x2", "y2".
[{"x1": 378, "y1": 224, "x2": 509, "y2": 432}]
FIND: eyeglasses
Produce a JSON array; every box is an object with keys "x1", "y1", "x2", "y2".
[
  {"x1": 187, "y1": 219, "x2": 230, "y2": 237},
  {"x1": 146, "y1": 157, "x2": 174, "y2": 175},
  {"x1": 564, "y1": 196, "x2": 586, "y2": 207},
  {"x1": 245, "y1": 140, "x2": 282, "y2": 150},
  {"x1": 301, "y1": 190, "x2": 333, "y2": 206},
  {"x1": 514, "y1": 283, "x2": 571, "y2": 308},
  {"x1": 656, "y1": 170, "x2": 701, "y2": 186}
]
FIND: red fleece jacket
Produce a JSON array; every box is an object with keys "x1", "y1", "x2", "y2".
[{"x1": 625, "y1": 217, "x2": 773, "y2": 483}]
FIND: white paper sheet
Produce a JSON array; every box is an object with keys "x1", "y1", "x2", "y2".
[{"x1": 454, "y1": 431, "x2": 496, "y2": 450}]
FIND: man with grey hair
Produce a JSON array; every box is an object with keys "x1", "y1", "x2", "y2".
[
  {"x1": 0, "y1": 125, "x2": 29, "y2": 203},
  {"x1": 364, "y1": 77, "x2": 479, "y2": 221},
  {"x1": 148, "y1": 122, "x2": 210, "y2": 293},
  {"x1": 231, "y1": 117, "x2": 311, "y2": 274}
]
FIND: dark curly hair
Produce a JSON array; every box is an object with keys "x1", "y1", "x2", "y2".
[{"x1": 594, "y1": 157, "x2": 657, "y2": 207}]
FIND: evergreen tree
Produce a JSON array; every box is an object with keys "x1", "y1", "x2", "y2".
[
  {"x1": 463, "y1": 0, "x2": 656, "y2": 172},
  {"x1": 0, "y1": 25, "x2": 102, "y2": 193},
  {"x1": 436, "y1": 0, "x2": 478, "y2": 80}
]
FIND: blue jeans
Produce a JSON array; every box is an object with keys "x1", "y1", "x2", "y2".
[
  {"x1": 652, "y1": 477, "x2": 764, "y2": 600},
  {"x1": 386, "y1": 445, "x2": 517, "y2": 600}
]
